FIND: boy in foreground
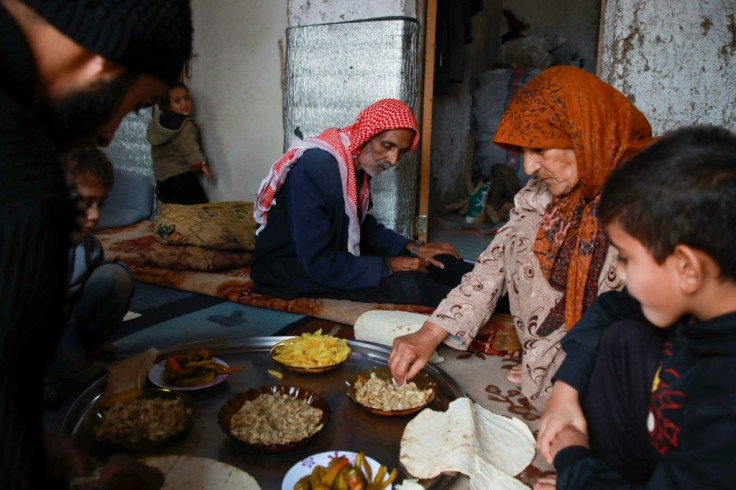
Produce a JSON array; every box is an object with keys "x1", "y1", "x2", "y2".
[
  {"x1": 534, "y1": 125, "x2": 736, "y2": 489},
  {"x1": 44, "y1": 147, "x2": 134, "y2": 408}
]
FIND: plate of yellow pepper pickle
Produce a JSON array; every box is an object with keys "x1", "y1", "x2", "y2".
[
  {"x1": 282, "y1": 450, "x2": 396, "y2": 490},
  {"x1": 149, "y1": 349, "x2": 242, "y2": 391}
]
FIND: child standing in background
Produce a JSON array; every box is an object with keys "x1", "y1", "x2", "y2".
[
  {"x1": 535, "y1": 126, "x2": 736, "y2": 489},
  {"x1": 43, "y1": 147, "x2": 134, "y2": 408},
  {"x1": 147, "y1": 82, "x2": 212, "y2": 204}
]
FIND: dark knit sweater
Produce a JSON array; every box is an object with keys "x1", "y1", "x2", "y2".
[{"x1": 0, "y1": 6, "x2": 76, "y2": 489}]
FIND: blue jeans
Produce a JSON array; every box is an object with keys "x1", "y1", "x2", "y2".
[{"x1": 46, "y1": 263, "x2": 133, "y2": 393}]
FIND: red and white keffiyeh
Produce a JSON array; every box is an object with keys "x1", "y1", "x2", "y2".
[{"x1": 254, "y1": 99, "x2": 419, "y2": 256}]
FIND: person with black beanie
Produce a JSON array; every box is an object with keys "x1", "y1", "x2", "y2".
[{"x1": 0, "y1": 0, "x2": 192, "y2": 488}]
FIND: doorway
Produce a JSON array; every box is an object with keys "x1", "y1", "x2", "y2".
[{"x1": 420, "y1": 0, "x2": 602, "y2": 259}]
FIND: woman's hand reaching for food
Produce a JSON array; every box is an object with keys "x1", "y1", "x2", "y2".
[
  {"x1": 537, "y1": 381, "x2": 587, "y2": 464},
  {"x1": 388, "y1": 321, "x2": 447, "y2": 385}
]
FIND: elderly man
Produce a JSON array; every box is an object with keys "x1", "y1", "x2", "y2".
[
  {"x1": 253, "y1": 99, "x2": 472, "y2": 307},
  {"x1": 0, "y1": 0, "x2": 192, "y2": 488}
]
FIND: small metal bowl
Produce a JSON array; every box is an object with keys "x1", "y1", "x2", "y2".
[
  {"x1": 345, "y1": 366, "x2": 437, "y2": 417},
  {"x1": 269, "y1": 338, "x2": 351, "y2": 374},
  {"x1": 218, "y1": 385, "x2": 330, "y2": 452},
  {"x1": 83, "y1": 388, "x2": 199, "y2": 450}
]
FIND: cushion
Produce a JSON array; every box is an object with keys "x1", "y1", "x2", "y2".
[
  {"x1": 98, "y1": 168, "x2": 155, "y2": 229},
  {"x1": 142, "y1": 240, "x2": 251, "y2": 272},
  {"x1": 154, "y1": 201, "x2": 256, "y2": 251}
]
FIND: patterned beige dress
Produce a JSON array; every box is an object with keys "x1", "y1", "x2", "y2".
[{"x1": 430, "y1": 179, "x2": 624, "y2": 411}]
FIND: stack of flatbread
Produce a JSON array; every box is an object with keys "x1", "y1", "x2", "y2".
[
  {"x1": 354, "y1": 310, "x2": 444, "y2": 363},
  {"x1": 141, "y1": 455, "x2": 260, "y2": 489},
  {"x1": 401, "y1": 398, "x2": 535, "y2": 490},
  {"x1": 98, "y1": 347, "x2": 158, "y2": 406}
]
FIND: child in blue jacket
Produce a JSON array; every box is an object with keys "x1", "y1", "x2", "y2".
[{"x1": 43, "y1": 147, "x2": 134, "y2": 408}]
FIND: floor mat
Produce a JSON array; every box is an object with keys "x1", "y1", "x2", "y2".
[
  {"x1": 113, "y1": 301, "x2": 306, "y2": 355},
  {"x1": 429, "y1": 214, "x2": 499, "y2": 260}
]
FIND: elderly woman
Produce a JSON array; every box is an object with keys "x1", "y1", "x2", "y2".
[{"x1": 389, "y1": 66, "x2": 654, "y2": 411}]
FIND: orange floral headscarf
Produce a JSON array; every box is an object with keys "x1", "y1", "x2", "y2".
[{"x1": 494, "y1": 66, "x2": 653, "y2": 330}]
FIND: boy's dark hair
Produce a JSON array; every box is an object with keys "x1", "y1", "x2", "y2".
[
  {"x1": 65, "y1": 146, "x2": 115, "y2": 191},
  {"x1": 599, "y1": 125, "x2": 736, "y2": 280},
  {"x1": 159, "y1": 82, "x2": 189, "y2": 111}
]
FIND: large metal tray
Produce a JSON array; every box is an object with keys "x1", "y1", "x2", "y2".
[{"x1": 61, "y1": 337, "x2": 465, "y2": 489}]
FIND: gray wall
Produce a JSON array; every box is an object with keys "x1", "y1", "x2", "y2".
[{"x1": 600, "y1": 0, "x2": 735, "y2": 134}]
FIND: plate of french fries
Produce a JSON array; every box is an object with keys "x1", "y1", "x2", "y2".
[
  {"x1": 149, "y1": 349, "x2": 242, "y2": 391},
  {"x1": 270, "y1": 330, "x2": 351, "y2": 374}
]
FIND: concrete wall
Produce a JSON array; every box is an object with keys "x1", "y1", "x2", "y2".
[
  {"x1": 179, "y1": 0, "x2": 733, "y2": 208},
  {"x1": 187, "y1": 0, "x2": 421, "y2": 204},
  {"x1": 189, "y1": 0, "x2": 288, "y2": 203},
  {"x1": 600, "y1": 0, "x2": 736, "y2": 134}
]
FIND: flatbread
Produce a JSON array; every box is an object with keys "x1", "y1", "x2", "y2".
[
  {"x1": 395, "y1": 479, "x2": 424, "y2": 489},
  {"x1": 140, "y1": 455, "x2": 260, "y2": 489},
  {"x1": 400, "y1": 398, "x2": 534, "y2": 489},
  {"x1": 354, "y1": 310, "x2": 444, "y2": 363}
]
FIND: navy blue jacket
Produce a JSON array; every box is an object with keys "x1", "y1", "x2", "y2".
[
  {"x1": 251, "y1": 149, "x2": 409, "y2": 298},
  {"x1": 554, "y1": 290, "x2": 736, "y2": 489}
]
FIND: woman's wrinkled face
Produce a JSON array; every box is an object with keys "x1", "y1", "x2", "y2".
[{"x1": 521, "y1": 148, "x2": 579, "y2": 196}]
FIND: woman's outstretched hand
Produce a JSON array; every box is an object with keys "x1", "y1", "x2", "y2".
[{"x1": 388, "y1": 321, "x2": 447, "y2": 384}]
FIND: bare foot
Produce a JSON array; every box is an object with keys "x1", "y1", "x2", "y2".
[
  {"x1": 506, "y1": 364, "x2": 522, "y2": 384},
  {"x1": 485, "y1": 204, "x2": 502, "y2": 224}
]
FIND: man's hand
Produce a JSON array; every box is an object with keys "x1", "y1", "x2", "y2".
[
  {"x1": 44, "y1": 433, "x2": 96, "y2": 484},
  {"x1": 96, "y1": 454, "x2": 164, "y2": 490},
  {"x1": 390, "y1": 256, "x2": 429, "y2": 272},
  {"x1": 44, "y1": 435, "x2": 164, "y2": 490},
  {"x1": 549, "y1": 426, "x2": 590, "y2": 462},
  {"x1": 537, "y1": 381, "x2": 587, "y2": 464},
  {"x1": 388, "y1": 321, "x2": 447, "y2": 384},
  {"x1": 408, "y1": 242, "x2": 461, "y2": 269}
]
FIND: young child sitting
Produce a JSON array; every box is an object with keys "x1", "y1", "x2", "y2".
[
  {"x1": 43, "y1": 147, "x2": 134, "y2": 408},
  {"x1": 147, "y1": 82, "x2": 212, "y2": 204},
  {"x1": 534, "y1": 125, "x2": 736, "y2": 489}
]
